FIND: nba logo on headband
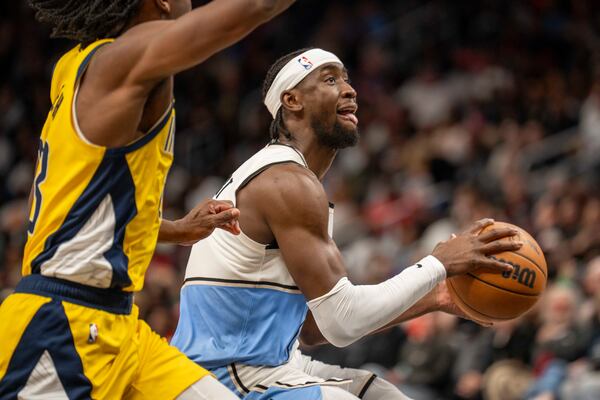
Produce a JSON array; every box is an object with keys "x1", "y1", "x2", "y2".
[
  {"x1": 264, "y1": 49, "x2": 343, "y2": 118},
  {"x1": 297, "y1": 56, "x2": 313, "y2": 70}
]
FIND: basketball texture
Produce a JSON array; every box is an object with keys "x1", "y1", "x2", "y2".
[{"x1": 447, "y1": 221, "x2": 547, "y2": 323}]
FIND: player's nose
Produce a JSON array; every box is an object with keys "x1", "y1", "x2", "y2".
[{"x1": 341, "y1": 81, "x2": 357, "y2": 100}]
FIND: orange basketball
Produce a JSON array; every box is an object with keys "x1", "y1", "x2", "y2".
[{"x1": 447, "y1": 221, "x2": 547, "y2": 323}]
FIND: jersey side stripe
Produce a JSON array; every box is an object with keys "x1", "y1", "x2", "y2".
[{"x1": 31, "y1": 155, "x2": 137, "y2": 289}]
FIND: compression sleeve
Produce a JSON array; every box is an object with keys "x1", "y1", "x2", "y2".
[{"x1": 306, "y1": 255, "x2": 446, "y2": 347}]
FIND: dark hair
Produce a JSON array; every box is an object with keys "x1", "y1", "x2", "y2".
[
  {"x1": 28, "y1": 0, "x2": 143, "y2": 44},
  {"x1": 262, "y1": 48, "x2": 313, "y2": 141}
]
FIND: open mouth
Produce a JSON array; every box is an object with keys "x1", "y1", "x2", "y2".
[{"x1": 337, "y1": 106, "x2": 358, "y2": 126}]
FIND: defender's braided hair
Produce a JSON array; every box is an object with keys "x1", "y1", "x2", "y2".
[
  {"x1": 262, "y1": 48, "x2": 313, "y2": 141},
  {"x1": 28, "y1": 0, "x2": 143, "y2": 44}
]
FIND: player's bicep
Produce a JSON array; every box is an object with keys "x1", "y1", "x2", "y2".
[
  {"x1": 265, "y1": 174, "x2": 346, "y2": 300},
  {"x1": 276, "y1": 226, "x2": 345, "y2": 299}
]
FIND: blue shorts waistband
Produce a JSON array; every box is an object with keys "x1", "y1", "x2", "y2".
[{"x1": 15, "y1": 274, "x2": 133, "y2": 314}]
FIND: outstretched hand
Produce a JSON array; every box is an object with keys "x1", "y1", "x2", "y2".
[
  {"x1": 159, "y1": 199, "x2": 241, "y2": 246},
  {"x1": 178, "y1": 199, "x2": 241, "y2": 245},
  {"x1": 432, "y1": 218, "x2": 522, "y2": 277}
]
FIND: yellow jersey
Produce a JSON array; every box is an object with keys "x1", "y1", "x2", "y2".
[{"x1": 22, "y1": 39, "x2": 176, "y2": 292}]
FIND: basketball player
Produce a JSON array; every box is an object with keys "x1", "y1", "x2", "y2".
[
  {"x1": 171, "y1": 48, "x2": 523, "y2": 399},
  {"x1": 0, "y1": 1, "x2": 295, "y2": 398}
]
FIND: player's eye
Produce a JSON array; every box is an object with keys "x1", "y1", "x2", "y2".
[{"x1": 325, "y1": 76, "x2": 336, "y2": 84}]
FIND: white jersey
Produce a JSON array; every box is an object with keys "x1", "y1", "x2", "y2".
[{"x1": 172, "y1": 143, "x2": 334, "y2": 369}]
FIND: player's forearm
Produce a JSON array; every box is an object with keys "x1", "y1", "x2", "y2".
[
  {"x1": 301, "y1": 292, "x2": 438, "y2": 347},
  {"x1": 307, "y1": 256, "x2": 446, "y2": 347},
  {"x1": 254, "y1": 0, "x2": 298, "y2": 21},
  {"x1": 372, "y1": 291, "x2": 438, "y2": 334},
  {"x1": 134, "y1": 0, "x2": 296, "y2": 82},
  {"x1": 157, "y1": 219, "x2": 181, "y2": 244}
]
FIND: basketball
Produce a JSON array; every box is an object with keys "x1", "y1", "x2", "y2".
[{"x1": 447, "y1": 221, "x2": 547, "y2": 323}]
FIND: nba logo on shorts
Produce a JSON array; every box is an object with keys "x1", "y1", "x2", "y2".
[
  {"x1": 297, "y1": 56, "x2": 313, "y2": 70},
  {"x1": 88, "y1": 323, "x2": 99, "y2": 343}
]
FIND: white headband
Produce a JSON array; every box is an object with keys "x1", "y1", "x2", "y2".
[{"x1": 264, "y1": 48, "x2": 343, "y2": 118}]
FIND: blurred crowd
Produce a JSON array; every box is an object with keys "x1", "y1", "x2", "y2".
[{"x1": 2, "y1": 0, "x2": 600, "y2": 399}]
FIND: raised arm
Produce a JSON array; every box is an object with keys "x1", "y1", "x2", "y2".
[
  {"x1": 256, "y1": 164, "x2": 521, "y2": 348},
  {"x1": 96, "y1": 0, "x2": 295, "y2": 86},
  {"x1": 126, "y1": 0, "x2": 296, "y2": 84},
  {"x1": 76, "y1": 0, "x2": 295, "y2": 147}
]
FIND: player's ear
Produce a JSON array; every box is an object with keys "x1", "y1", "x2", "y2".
[
  {"x1": 281, "y1": 90, "x2": 303, "y2": 113},
  {"x1": 154, "y1": 0, "x2": 171, "y2": 16}
]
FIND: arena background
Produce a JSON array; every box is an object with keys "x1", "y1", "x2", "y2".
[{"x1": 2, "y1": 1, "x2": 600, "y2": 399}]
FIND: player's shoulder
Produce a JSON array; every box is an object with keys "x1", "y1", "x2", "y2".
[
  {"x1": 82, "y1": 21, "x2": 170, "y2": 87},
  {"x1": 262, "y1": 162, "x2": 324, "y2": 196},
  {"x1": 248, "y1": 162, "x2": 328, "y2": 216}
]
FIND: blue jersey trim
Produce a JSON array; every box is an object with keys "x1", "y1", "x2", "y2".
[
  {"x1": 0, "y1": 299, "x2": 92, "y2": 398},
  {"x1": 27, "y1": 140, "x2": 49, "y2": 235},
  {"x1": 75, "y1": 42, "x2": 110, "y2": 81},
  {"x1": 183, "y1": 277, "x2": 299, "y2": 291}
]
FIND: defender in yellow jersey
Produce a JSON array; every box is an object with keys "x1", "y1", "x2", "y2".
[
  {"x1": 23, "y1": 39, "x2": 175, "y2": 291},
  {"x1": 0, "y1": 0, "x2": 295, "y2": 398}
]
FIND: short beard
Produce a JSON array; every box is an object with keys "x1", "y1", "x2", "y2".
[{"x1": 312, "y1": 118, "x2": 359, "y2": 149}]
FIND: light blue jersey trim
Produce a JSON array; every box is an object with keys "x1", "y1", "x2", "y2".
[{"x1": 245, "y1": 386, "x2": 323, "y2": 400}]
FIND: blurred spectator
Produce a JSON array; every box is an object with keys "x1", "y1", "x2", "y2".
[
  {"x1": 391, "y1": 312, "x2": 458, "y2": 400},
  {"x1": 525, "y1": 284, "x2": 587, "y2": 399},
  {"x1": 560, "y1": 257, "x2": 600, "y2": 400},
  {"x1": 453, "y1": 317, "x2": 537, "y2": 400}
]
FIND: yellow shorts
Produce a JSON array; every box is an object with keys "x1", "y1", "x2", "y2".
[{"x1": 0, "y1": 275, "x2": 210, "y2": 399}]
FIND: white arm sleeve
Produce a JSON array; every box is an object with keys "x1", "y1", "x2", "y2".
[{"x1": 307, "y1": 255, "x2": 446, "y2": 348}]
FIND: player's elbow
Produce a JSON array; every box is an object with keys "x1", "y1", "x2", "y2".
[
  {"x1": 322, "y1": 332, "x2": 355, "y2": 348},
  {"x1": 325, "y1": 328, "x2": 360, "y2": 348},
  {"x1": 299, "y1": 324, "x2": 327, "y2": 347},
  {"x1": 308, "y1": 320, "x2": 357, "y2": 348}
]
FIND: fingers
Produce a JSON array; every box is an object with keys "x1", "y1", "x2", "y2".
[
  {"x1": 478, "y1": 227, "x2": 518, "y2": 243},
  {"x1": 480, "y1": 240, "x2": 523, "y2": 255},
  {"x1": 453, "y1": 307, "x2": 493, "y2": 327},
  {"x1": 212, "y1": 200, "x2": 235, "y2": 213},
  {"x1": 468, "y1": 218, "x2": 495, "y2": 234},
  {"x1": 479, "y1": 256, "x2": 515, "y2": 273},
  {"x1": 218, "y1": 219, "x2": 241, "y2": 235},
  {"x1": 472, "y1": 318, "x2": 494, "y2": 328},
  {"x1": 210, "y1": 207, "x2": 240, "y2": 226},
  {"x1": 231, "y1": 220, "x2": 241, "y2": 235}
]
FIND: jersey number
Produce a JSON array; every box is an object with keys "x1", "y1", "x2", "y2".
[{"x1": 28, "y1": 140, "x2": 49, "y2": 235}]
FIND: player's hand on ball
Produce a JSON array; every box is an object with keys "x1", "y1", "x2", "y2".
[
  {"x1": 432, "y1": 218, "x2": 522, "y2": 277},
  {"x1": 175, "y1": 199, "x2": 241, "y2": 245},
  {"x1": 432, "y1": 281, "x2": 492, "y2": 327}
]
